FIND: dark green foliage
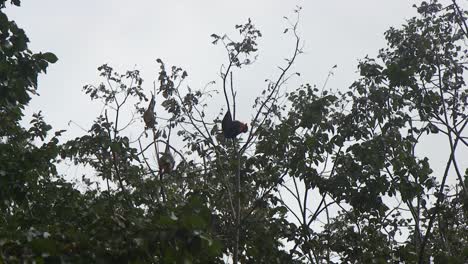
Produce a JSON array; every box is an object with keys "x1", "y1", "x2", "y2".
[{"x1": 1, "y1": 1, "x2": 467, "y2": 263}]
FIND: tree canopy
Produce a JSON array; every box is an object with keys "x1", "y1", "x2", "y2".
[{"x1": 0, "y1": 0, "x2": 467, "y2": 263}]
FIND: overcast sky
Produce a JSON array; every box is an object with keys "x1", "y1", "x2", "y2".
[
  {"x1": 7, "y1": 0, "x2": 426, "y2": 132},
  {"x1": 6, "y1": 1, "x2": 468, "y2": 242},
  {"x1": 6, "y1": 1, "x2": 465, "y2": 183}
]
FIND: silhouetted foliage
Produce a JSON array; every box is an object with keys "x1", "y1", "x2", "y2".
[{"x1": 0, "y1": 1, "x2": 467, "y2": 263}]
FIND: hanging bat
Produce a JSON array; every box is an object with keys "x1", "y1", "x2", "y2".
[
  {"x1": 158, "y1": 125, "x2": 175, "y2": 174},
  {"x1": 143, "y1": 94, "x2": 156, "y2": 129},
  {"x1": 222, "y1": 110, "x2": 248, "y2": 139}
]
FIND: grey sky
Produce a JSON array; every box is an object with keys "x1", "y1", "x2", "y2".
[
  {"x1": 6, "y1": 0, "x2": 467, "y2": 249},
  {"x1": 7, "y1": 0, "x2": 422, "y2": 136},
  {"x1": 11, "y1": 0, "x2": 466, "y2": 186}
]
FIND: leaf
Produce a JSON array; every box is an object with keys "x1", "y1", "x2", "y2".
[{"x1": 42, "y1": 52, "x2": 58, "y2": 63}]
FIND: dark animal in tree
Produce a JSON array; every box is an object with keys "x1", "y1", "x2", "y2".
[
  {"x1": 158, "y1": 126, "x2": 175, "y2": 174},
  {"x1": 222, "y1": 110, "x2": 248, "y2": 139},
  {"x1": 159, "y1": 151, "x2": 175, "y2": 174},
  {"x1": 143, "y1": 94, "x2": 156, "y2": 129}
]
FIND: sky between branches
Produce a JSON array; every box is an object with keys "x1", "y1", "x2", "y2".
[{"x1": 8, "y1": 0, "x2": 467, "y2": 186}]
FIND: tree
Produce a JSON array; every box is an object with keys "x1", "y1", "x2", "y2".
[
  {"x1": 0, "y1": 1, "x2": 220, "y2": 262},
  {"x1": 252, "y1": 1, "x2": 468, "y2": 262},
  {"x1": 0, "y1": 0, "x2": 65, "y2": 261},
  {"x1": 1, "y1": 0, "x2": 467, "y2": 263}
]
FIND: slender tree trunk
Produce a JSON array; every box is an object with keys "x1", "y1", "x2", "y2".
[{"x1": 233, "y1": 143, "x2": 241, "y2": 264}]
